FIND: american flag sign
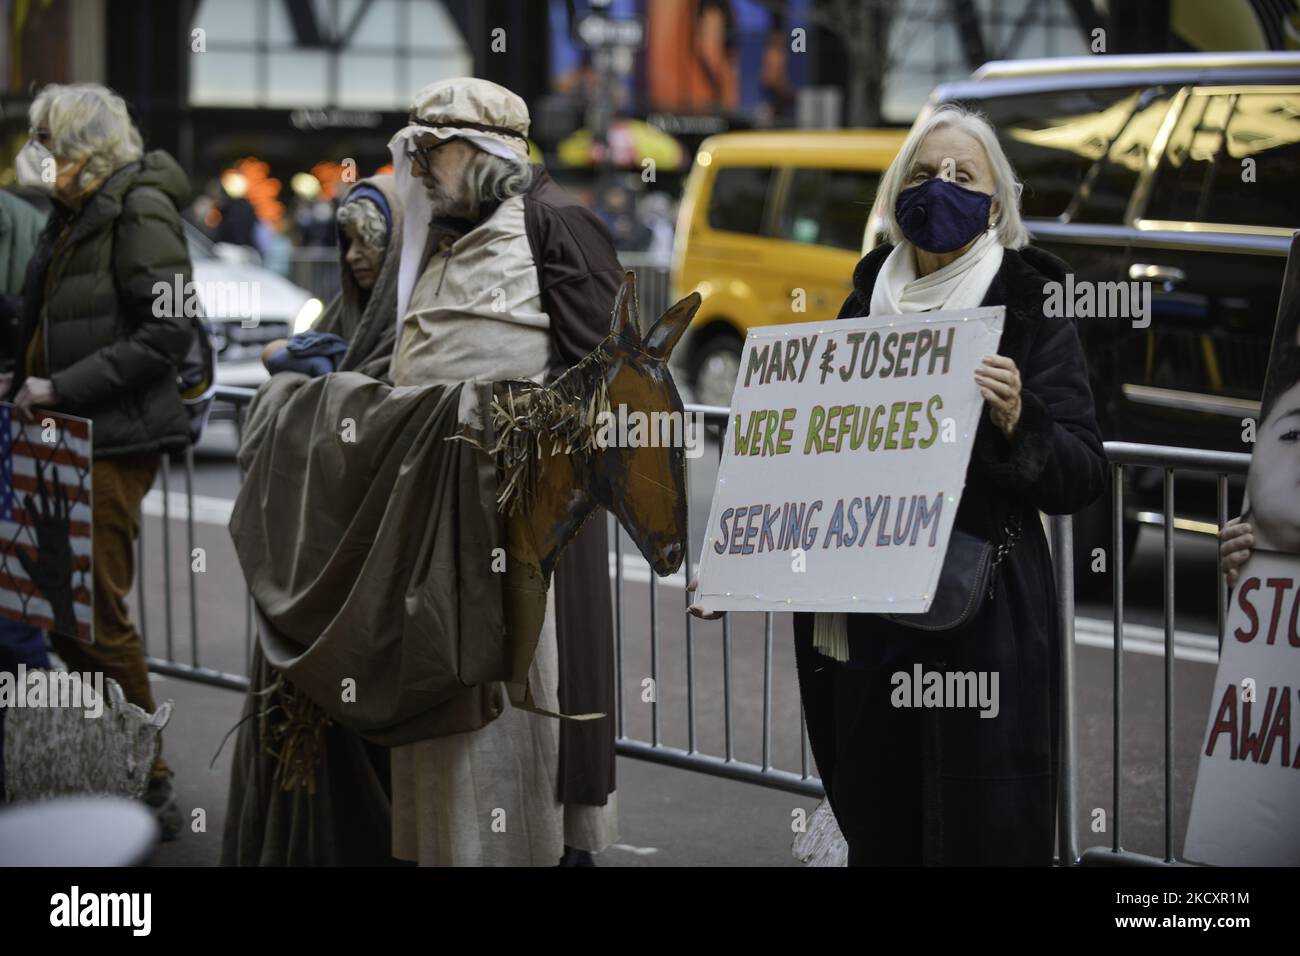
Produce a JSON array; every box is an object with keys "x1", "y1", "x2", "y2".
[{"x1": 0, "y1": 401, "x2": 94, "y2": 642}]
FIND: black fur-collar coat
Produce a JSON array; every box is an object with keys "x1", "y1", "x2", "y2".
[{"x1": 793, "y1": 242, "x2": 1107, "y2": 866}]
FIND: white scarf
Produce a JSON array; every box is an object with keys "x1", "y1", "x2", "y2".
[
  {"x1": 869, "y1": 228, "x2": 1004, "y2": 317},
  {"x1": 388, "y1": 126, "x2": 438, "y2": 379},
  {"x1": 813, "y1": 230, "x2": 1005, "y2": 663}
]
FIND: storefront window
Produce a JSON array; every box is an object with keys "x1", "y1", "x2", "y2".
[{"x1": 190, "y1": 0, "x2": 471, "y2": 110}]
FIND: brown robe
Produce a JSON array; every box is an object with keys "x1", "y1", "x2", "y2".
[{"x1": 523, "y1": 166, "x2": 622, "y2": 806}]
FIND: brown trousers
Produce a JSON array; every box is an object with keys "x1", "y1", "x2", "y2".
[{"x1": 48, "y1": 451, "x2": 167, "y2": 779}]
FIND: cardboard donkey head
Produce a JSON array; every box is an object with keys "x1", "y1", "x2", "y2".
[{"x1": 488, "y1": 272, "x2": 701, "y2": 582}]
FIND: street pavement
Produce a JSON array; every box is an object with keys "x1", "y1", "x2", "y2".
[{"x1": 130, "y1": 420, "x2": 1221, "y2": 866}]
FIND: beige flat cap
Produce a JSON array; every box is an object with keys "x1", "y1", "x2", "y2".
[{"x1": 395, "y1": 77, "x2": 531, "y2": 161}]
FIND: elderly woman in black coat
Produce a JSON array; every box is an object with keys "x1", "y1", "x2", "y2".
[{"x1": 693, "y1": 104, "x2": 1107, "y2": 866}]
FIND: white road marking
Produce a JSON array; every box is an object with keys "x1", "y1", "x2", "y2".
[
  {"x1": 1073, "y1": 616, "x2": 1219, "y2": 665},
  {"x1": 608, "y1": 843, "x2": 659, "y2": 855},
  {"x1": 142, "y1": 490, "x2": 235, "y2": 526}
]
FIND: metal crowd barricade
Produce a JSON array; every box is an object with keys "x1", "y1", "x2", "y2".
[
  {"x1": 615, "y1": 251, "x2": 672, "y2": 327},
  {"x1": 137, "y1": 385, "x2": 256, "y2": 693},
  {"x1": 1073, "y1": 442, "x2": 1250, "y2": 867},
  {"x1": 285, "y1": 246, "x2": 343, "y2": 305},
  {"x1": 608, "y1": 402, "x2": 821, "y2": 797},
  {"x1": 134, "y1": 381, "x2": 1249, "y2": 864}
]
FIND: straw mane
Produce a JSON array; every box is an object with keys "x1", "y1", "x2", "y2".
[{"x1": 461, "y1": 341, "x2": 613, "y2": 517}]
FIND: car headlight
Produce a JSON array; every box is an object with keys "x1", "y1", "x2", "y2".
[{"x1": 293, "y1": 297, "x2": 324, "y2": 333}]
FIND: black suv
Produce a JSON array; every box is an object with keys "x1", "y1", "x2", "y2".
[{"x1": 909, "y1": 52, "x2": 1300, "y2": 583}]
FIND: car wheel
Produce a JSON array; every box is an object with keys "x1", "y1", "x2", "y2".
[{"x1": 691, "y1": 333, "x2": 743, "y2": 410}]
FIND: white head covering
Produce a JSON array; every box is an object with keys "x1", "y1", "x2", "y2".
[
  {"x1": 391, "y1": 77, "x2": 531, "y2": 161},
  {"x1": 387, "y1": 78, "x2": 533, "y2": 345}
]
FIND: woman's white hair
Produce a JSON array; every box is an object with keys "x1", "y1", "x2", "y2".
[
  {"x1": 875, "y1": 103, "x2": 1029, "y2": 250},
  {"x1": 337, "y1": 197, "x2": 388, "y2": 253},
  {"x1": 29, "y1": 83, "x2": 143, "y2": 192},
  {"x1": 465, "y1": 150, "x2": 533, "y2": 204}
]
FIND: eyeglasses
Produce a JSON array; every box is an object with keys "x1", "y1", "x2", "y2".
[{"x1": 404, "y1": 136, "x2": 460, "y2": 170}]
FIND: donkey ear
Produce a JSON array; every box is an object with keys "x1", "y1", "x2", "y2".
[
  {"x1": 644, "y1": 291, "x2": 702, "y2": 360},
  {"x1": 608, "y1": 271, "x2": 641, "y2": 341}
]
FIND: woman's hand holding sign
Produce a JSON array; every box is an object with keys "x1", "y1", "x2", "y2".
[
  {"x1": 12, "y1": 376, "x2": 60, "y2": 422},
  {"x1": 975, "y1": 354, "x2": 1021, "y2": 439},
  {"x1": 687, "y1": 578, "x2": 723, "y2": 621},
  {"x1": 1219, "y1": 517, "x2": 1254, "y2": 588}
]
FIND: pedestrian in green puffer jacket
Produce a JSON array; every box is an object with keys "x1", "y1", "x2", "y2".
[
  {"x1": 10, "y1": 135, "x2": 193, "y2": 453},
  {"x1": 5, "y1": 83, "x2": 192, "y2": 842}
]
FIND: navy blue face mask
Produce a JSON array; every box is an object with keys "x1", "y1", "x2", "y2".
[{"x1": 894, "y1": 178, "x2": 993, "y2": 253}]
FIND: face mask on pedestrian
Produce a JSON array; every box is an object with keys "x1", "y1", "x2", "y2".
[
  {"x1": 15, "y1": 140, "x2": 57, "y2": 193},
  {"x1": 894, "y1": 177, "x2": 993, "y2": 254}
]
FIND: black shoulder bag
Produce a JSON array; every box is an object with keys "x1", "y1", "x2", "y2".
[{"x1": 881, "y1": 513, "x2": 1023, "y2": 632}]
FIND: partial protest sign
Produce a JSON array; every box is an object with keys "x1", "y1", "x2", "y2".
[
  {"x1": 0, "y1": 402, "x2": 94, "y2": 642},
  {"x1": 1184, "y1": 233, "x2": 1300, "y2": 864},
  {"x1": 694, "y1": 306, "x2": 1005, "y2": 614},
  {"x1": 1183, "y1": 551, "x2": 1300, "y2": 865}
]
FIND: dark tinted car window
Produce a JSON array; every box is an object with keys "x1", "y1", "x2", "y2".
[
  {"x1": 1072, "y1": 87, "x2": 1180, "y2": 223},
  {"x1": 706, "y1": 166, "x2": 773, "y2": 235},
  {"x1": 1147, "y1": 89, "x2": 1300, "y2": 229},
  {"x1": 963, "y1": 87, "x2": 1143, "y2": 220},
  {"x1": 777, "y1": 168, "x2": 880, "y2": 251}
]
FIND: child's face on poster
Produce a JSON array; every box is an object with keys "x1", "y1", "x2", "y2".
[{"x1": 1247, "y1": 379, "x2": 1300, "y2": 553}]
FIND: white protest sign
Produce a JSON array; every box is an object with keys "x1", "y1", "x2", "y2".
[
  {"x1": 1183, "y1": 550, "x2": 1300, "y2": 865},
  {"x1": 694, "y1": 306, "x2": 1005, "y2": 614}
]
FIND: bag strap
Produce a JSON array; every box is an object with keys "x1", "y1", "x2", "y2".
[
  {"x1": 986, "y1": 512, "x2": 1023, "y2": 600},
  {"x1": 992, "y1": 512, "x2": 1022, "y2": 568}
]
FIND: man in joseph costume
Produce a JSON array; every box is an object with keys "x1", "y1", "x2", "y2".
[
  {"x1": 225, "y1": 77, "x2": 628, "y2": 867},
  {"x1": 382, "y1": 78, "x2": 624, "y2": 866}
]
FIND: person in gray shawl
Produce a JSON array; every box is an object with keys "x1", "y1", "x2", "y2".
[
  {"x1": 221, "y1": 173, "x2": 405, "y2": 866},
  {"x1": 260, "y1": 175, "x2": 401, "y2": 381}
]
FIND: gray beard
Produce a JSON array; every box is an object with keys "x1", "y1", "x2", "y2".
[{"x1": 425, "y1": 181, "x2": 472, "y2": 220}]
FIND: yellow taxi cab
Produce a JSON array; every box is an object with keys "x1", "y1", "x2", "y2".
[{"x1": 670, "y1": 128, "x2": 907, "y2": 408}]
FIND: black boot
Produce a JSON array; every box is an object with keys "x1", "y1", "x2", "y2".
[{"x1": 558, "y1": 845, "x2": 596, "y2": 867}]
